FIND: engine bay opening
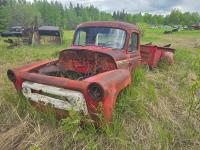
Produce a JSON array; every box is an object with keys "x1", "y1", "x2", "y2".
[{"x1": 30, "y1": 49, "x2": 117, "y2": 80}]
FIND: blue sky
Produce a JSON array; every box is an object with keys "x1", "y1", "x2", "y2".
[{"x1": 27, "y1": 0, "x2": 200, "y2": 14}]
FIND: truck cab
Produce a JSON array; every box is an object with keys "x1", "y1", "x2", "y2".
[{"x1": 71, "y1": 21, "x2": 141, "y2": 71}]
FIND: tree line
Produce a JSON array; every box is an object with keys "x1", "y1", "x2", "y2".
[{"x1": 0, "y1": 0, "x2": 200, "y2": 32}]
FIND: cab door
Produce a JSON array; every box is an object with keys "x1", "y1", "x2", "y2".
[{"x1": 127, "y1": 32, "x2": 141, "y2": 71}]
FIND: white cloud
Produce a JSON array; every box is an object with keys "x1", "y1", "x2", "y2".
[{"x1": 26, "y1": 0, "x2": 200, "y2": 14}]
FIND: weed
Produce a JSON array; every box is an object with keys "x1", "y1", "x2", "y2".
[{"x1": 30, "y1": 146, "x2": 41, "y2": 150}]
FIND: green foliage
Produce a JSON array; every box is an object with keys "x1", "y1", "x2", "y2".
[
  {"x1": 156, "y1": 122, "x2": 175, "y2": 149},
  {"x1": 0, "y1": 5, "x2": 11, "y2": 32},
  {"x1": 147, "y1": 81, "x2": 157, "y2": 104},
  {"x1": 187, "y1": 50, "x2": 200, "y2": 117},
  {"x1": 166, "y1": 9, "x2": 200, "y2": 26},
  {"x1": 188, "y1": 80, "x2": 200, "y2": 117},
  {"x1": 133, "y1": 66, "x2": 145, "y2": 85},
  {"x1": 115, "y1": 67, "x2": 149, "y2": 119},
  {"x1": 113, "y1": 9, "x2": 200, "y2": 26},
  {"x1": 10, "y1": 4, "x2": 42, "y2": 27},
  {"x1": 29, "y1": 146, "x2": 41, "y2": 150},
  {"x1": 60, "y1": 111, "x2": 98, "y2": 149},
  {"x1": 61, "y1": 111, "x2": 81, "y2": 132}
]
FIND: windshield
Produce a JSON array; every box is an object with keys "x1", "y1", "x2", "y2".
[{"x1": 74, "y1": 27, "x2": 126, "y2": 49}]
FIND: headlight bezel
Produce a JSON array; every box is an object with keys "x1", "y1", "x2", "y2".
[
  {"x1": 7, "y1": 69, "x2": 16, "y2": 83},
  {"x1": 88, "y1": 83, "x2": 104, "y2": 101}
]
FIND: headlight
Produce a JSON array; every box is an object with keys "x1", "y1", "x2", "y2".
[
  {"x1": 7, "y1": 69, "x2": 16, "y2": 83},
  {"x1": 88, "y1": 83, "x2": 104, "y2": 101}
]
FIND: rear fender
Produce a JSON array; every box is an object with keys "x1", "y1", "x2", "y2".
[
  {"x1": 161, "y1": 51, "x2": 174, "y2": 64},
  {"x1": 158, "y1": 46, "x2": 175, "y2": 65}
]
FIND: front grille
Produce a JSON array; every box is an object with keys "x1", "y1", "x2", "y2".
[{"x1": 22, "y1": 81, "x2": 88, "y2": 115}]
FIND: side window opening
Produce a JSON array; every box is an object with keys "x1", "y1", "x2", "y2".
[
  {"x1": 76, "y1": 31, "x2": 86, "y2": 45},
  {"x1": 129, "y1": 32, "x2": 138, "y2": 52}
]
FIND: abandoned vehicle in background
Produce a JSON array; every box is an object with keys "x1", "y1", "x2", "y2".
[
  {"x1": 7, "y1": 21, "x2": 175, "y2": 122},
  {"x1": 192, "y1": 23, "x2": 200, "y2": 30},
  {"x1": 33, "y1": 26, "x2": 62, "y2": 45},
  {"x1": 1, "y1": 26, "x2": 62, "y2": 48},
  {"x1": 163, "y1": 27, "x2": 181, "y2": 34},
  {"x1": 1, "y1": 26, "x2": 26, "y2": 37},
  {"x1": 1, "y1": 26, "x2": 33, "y2": 48}
]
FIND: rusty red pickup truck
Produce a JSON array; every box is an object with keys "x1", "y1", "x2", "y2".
[{"x1": 7, "y1": 21, "x2": 175, "y2": 122}]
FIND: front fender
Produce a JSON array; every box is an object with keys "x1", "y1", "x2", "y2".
[
  {"x1": 85, "y1": 69, "x2": 131, "y2": 121},
  {"x1": 8, "y1": 59, "x2": 57, "y2": 91}
]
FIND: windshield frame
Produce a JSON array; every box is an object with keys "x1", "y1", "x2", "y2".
[{"x1": 73, "y1": 26, "x2": 128, "y2": 50}]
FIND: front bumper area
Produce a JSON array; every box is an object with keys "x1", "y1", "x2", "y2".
[{"x1": 22, "y1": 81, "x2": 88, "y2": 115}]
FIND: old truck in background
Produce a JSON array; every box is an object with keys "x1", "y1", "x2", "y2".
[
  {"x1": 7, "y1": 21, "x2": 175, "y2": 122},
  {"x1": 1, "y1": 26, "x2": 33, "y2": 48}
]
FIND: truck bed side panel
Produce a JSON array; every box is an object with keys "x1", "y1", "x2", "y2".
[{"x1": 140, "y1": 45, "x2": 175, "y2": 68}]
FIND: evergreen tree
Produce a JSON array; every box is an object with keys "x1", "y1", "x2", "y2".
[{"x1": 0, "y1": 1, "x2": 11, "y2": 32}]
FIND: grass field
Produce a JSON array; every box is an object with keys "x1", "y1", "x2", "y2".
[{"x1": 0, "y1": 28, "x2": 200, "y2": 150}]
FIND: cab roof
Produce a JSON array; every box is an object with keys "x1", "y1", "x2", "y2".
[{"x1": 77, "y1": 21, "x2": 140, "y2": 32}]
